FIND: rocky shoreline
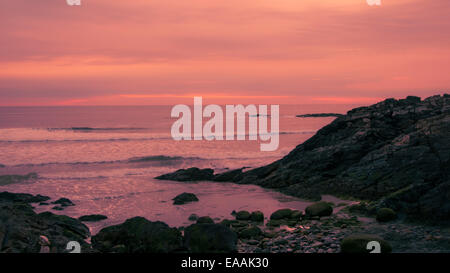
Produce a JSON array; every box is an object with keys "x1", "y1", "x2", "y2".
[
  {"x1": 1, "y1": 191, "x2": 449, "y2": 253},
  {"x1": 157, "y1": 95, "x2": 450, "y2": 224}
]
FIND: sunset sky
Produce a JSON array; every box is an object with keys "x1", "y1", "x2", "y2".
[{"x1": 0, "y1": 0, "x2": 449, "y2": 106}]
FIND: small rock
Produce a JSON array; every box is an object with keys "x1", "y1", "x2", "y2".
[
  {"x1": 196, "y1": 216, "x2": 214, "y2": 224},
  {"x1": 51, "y1": 198, "x2": 75, "y2": 207},
  {"x1": 236, "y1": 210, "x2": 251, "y2": 220},
  {"x1": 376, "y1": 208, "x2": 397, "y2": 222},
  {"x1": 172, "y1": 192, "x2": 199, "y2": 205},
  {"x1": 250, "y1": 211, "x2": 264, "y2": 222},
  {"x1": 188, "y1": 214, "x2": 199, "y2": 221}
]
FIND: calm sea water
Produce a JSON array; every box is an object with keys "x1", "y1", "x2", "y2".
[{"x1": 0, "y1": 105, "x2": 354, "y2": 233}]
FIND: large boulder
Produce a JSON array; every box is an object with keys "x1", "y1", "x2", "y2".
[
  {"x1": 91, "y1": 217, "x2": 183, "y2": 253},
  {"x1": 376, "y1": 208, "x2": 397, "y2": 222},
  {"x1": 172, "y1": 193, "x2": 199, "y2": 205},
  {"x1": 250, "y1": 211, "x2": 264, "y2": 222},
  {"x1": 183, "y1": 223, "x2": 237, "y2": 253},
  {"x1": 340, "y1": 234, "x2": 392, "y2": 253},
  {"x1": 305, "y1": 202, "x2": 333, "y2": 217},
  {"x1": 155, "y1": 168, "x2": 214, "y2": 181},
  {"x1": 235, "y1": 210, "x2": 251, "y2": 220},
  {"x1": 270, "y1": 209, "x2": 293, "y2": 220},
  {"x1": 196, "y1": 216, "x2": 214, "y2": 224}
]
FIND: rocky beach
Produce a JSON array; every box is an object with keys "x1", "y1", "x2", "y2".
[{"x1": 1, "y1": 95, "x2": 450, "y2": 253}]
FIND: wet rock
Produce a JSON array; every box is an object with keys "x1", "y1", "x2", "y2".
[
  {"x1": 196, "y1": 216, "x2": 214, "y2": 224},
  {"x1": 0, "y1": 194, "x2": 91, "y2": 253},
  {"x1": 188, "y1": 214, "x2": 199, "y2": 221},
  {"x1": 91, "y1": 216, "x2": 183, "y2": 253},
  {"x1": 305, "y1": 202, "x2": 333, "y2": 217},
  {"x1": 270, "y1": 209, "x2": 293, "y2": 220},
  {"x1": 51, "y1": 198, "x2": 74, "y2": 207},
  {"x1": 0, "y1": 191, "x2": 49, "y2": 203},
  {"x1": 376, "y1": 208, "x2": 397, "y2": 222},
  {"x1": 340, "y1": 234, "x2": 392, "y2": 253},
  {"x1": 239, "y1": 226, "x2": 262, "y2": 239},
  {"x1": 172, "y1": 192, "x2": 199, "y2": 205},
  {"x1": 184, "y1": 223, "x2": 238, "y2": 253},
  {"x1": 235, "y1": 210, "x2": 251, "y2": 220},
  {"x1": 250, "y1": 211, "x2": 264, "y2": 222},
  {"x1": 78, "y1": 214, "x2": 108, "y2": 222},
  {"x1": 155, "y1": 167, "x2": 214, "y2": 181},
  {"x1": 290, "y1": 210, "x2": 303, "y2": 219}
]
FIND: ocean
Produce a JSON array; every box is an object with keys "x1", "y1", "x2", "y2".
[{"x1": 0, "y1": 104, "x2": 354, "y2": 234}]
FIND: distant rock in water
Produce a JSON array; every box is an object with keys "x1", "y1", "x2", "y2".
[
  {"x1": 78, "y1": 214, "x2": 108, "y2": 222},
  {"x1": 128, "y1": 155, "x2": 184, "y2": 163},
  {"x1": 296, "y1": 113, "x2": 344, "y2": 118},
  {"x1": 156, "y1": 167, "x2": 244, "y2": 182},
  {"x1": 51, "y1": 198, "x2": 75, "y2": 207},
  {"x1": 0, "y1": 173, "x2": 38, "y2": 186},
  {"x1": 237, "y1": 94, "x2": 450, "y2": 222},
  {"x1": 172, "y1": 192, "x2": 199, "y2": 205},
  {"x1": 155, "y1": 167, "x2": 214, "y2": 181}
]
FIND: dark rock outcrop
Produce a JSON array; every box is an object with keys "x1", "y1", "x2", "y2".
[
  {"x1": 238, "y1": 95, "x2": 450, "y2": 222},
  {"x1": 51, "y1": 198, "x2": 74, "y2": 207},
  {"x1": 340, "y1": 234, "x2": 392, "y2": 253},
  {"x1": 155, "y1": 168, "x2": 244, "y2": 182},
  {"x1": 154, "y1": 95, "x2": 450, "y2": 222},
  {"x1": 0, "y1": 192, "x2": 90, "y2": 253},
  {"x1": 183, "y1": 223, "x2": 237, "y2": 253},
  {"x1": 91, "y1": 216, "x2": 183, "y2": 253},
  {"x1": 78, "y1": 214, "x2": 108, "y2": 222},
  {"x1": 0, "y1": 191, "x2": 49, "y2": 203},
  {"x1": 155, "y1": 167, "x2": 214, "y2": 181},
  {"x1": 172, "y1": 192, "x2": 199, "y2": 205},
  {"x1": 296, "y1": 113, "x2": 343, "y2": 118}
]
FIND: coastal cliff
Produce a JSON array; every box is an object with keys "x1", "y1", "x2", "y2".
[{"x1": 159, "y1": 94, "x2": 450, "y2": 222}]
